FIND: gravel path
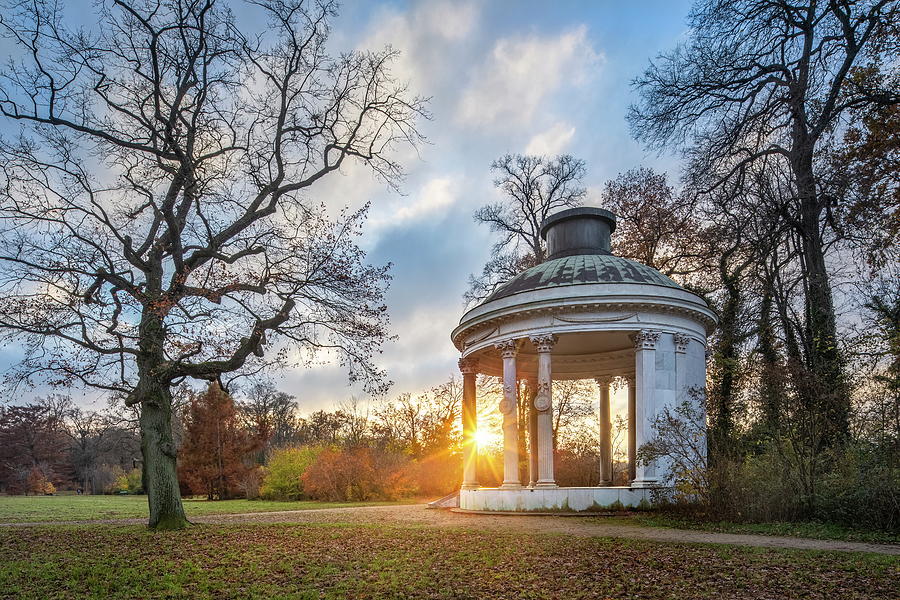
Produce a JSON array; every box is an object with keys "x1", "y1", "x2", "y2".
[{"x1": 3, "y1": 504, "x2": 898, "y2": 555}]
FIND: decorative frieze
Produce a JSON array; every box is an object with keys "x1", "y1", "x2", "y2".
[{"x1": 452, "y1": 299, "x2": 717, "y2": 352}]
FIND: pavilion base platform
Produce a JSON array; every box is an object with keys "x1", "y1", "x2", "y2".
[{"x1": 459, "y1": 486, "x2": 657, "y2": 513}]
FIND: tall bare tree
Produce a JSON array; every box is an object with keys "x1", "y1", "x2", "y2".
[
  {"x1": 466, "y1": 154, "x2": 586, "y2": 305},
  {"x1": 0, "y1": 0, "x2": 425, "y2": 528},
  {"x1": 238, "y1": 382, "x2": 300, "y2": 458},
  {"x1": 629, "y1": 0, "x2": 900, "y2": 443}
]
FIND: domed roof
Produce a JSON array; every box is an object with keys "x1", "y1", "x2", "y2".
[{"x1": 483, "y1": 253, "x2": 683, "y2": 303}]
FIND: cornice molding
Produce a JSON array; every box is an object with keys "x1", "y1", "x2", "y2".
[{"x1": 455, "y1": 298, "x2": 714, "y2": 351}]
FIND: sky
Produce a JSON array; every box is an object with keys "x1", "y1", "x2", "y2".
[
  {"x1": 0, "y1": 0, "x2": 694, "y2": 413},
  {"x1": 288, "y1": 0, "x2": 692, "y2": 413}
]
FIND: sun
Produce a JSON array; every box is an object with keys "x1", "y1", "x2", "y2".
[{"x1": 473, "y1": 428, "x2": 501, "y2": 448}]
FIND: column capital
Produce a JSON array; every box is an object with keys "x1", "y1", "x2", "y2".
[
  {"x1": 529, "y1": 333, "x2": 558, "y2": 353},
  {"x1": 495, "y1": 338, "x2": 520, "y2": 359},
  {"x1": 594, "y1": 375, "x2": 614, "y2": 387},
  {"x1": 458, "y1": 357, "x2": 479, "y2": 374},
  {"x1": 673, "y1": 333, "x2": 691, "y2": 354},
  {"x1": 630, "y1": 329, "x2": 661, "y2": 350}
]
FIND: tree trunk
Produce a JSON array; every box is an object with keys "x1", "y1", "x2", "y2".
[
  {"x1": 793, "y1": 152, "x2": 849, "y2": 444},
  {"x1": 758, "y1": 285, "x2": 781, "y2": 434},
  {"x1": 709, "y1": 256, "x2": 741, "y2": 460},
  {"x1": 138, "y1": 377, "x2": 189, "y2": 530}
]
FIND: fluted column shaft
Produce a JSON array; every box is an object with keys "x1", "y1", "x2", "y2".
[
  {"x1": 631, "y1": 329, "x2": 661, "y2": 488},
  {"x1": 496, "y1": 340, "x2": 521, "y2": 488},
  {"x1": 525, "y1": 380, "x2": 538, "y2": 487},
  {"x1": 627, "y1": 376, "x2": 636, "y2": 483},
  {"x1": 531, "y1": 334, "x2": 558, "y2": 488},
  {"x1": 459, "y1": 357, "x2": 479, "y2": 490},
  {"x1": 596, "y1": 376, "x2": 613, "y2": 485},
  {"x1": 674, "y1": 333, "x2": 690, "y2": 402}
]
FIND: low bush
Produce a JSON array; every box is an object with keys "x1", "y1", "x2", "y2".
[
  {"x1": 25, "y1": 468, "x2": 56, "y2": 495},
  {"x1": 301, "y1": 446, "x2": 415, "y2": 501},
  {"x1": 107, "y1": 467, "x2": 143, "y2": 495},
  {"x1": 259, "y1": 446, "x2": 322, "y2": 500},
  {"x1": 408, "y1": 452, "x2": 461, "y2": 497}
]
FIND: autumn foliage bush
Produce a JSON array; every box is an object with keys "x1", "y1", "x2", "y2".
[
  {"x1": 257, "y1": 444, "x2": 459, "y2": 502},
  {"x1": 259, "y1": 446, "x2": 323, "y2": 500},
  {"x1": 107, "y1": 467, "x2": 143, "y2": 494},
  {"x1": 300, "y1": 446, "x2": 416, "y2": 502},
  {"x1": 25, "y1": 468, "x2": 56, "y2": 495},
  {"x1": 408, "y1": 452, "x2": 461, "y2": 497}
]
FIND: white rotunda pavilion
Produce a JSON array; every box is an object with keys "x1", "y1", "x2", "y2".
[{"x1": 452, "y1": 207, "x2": 716, "y2": 512}]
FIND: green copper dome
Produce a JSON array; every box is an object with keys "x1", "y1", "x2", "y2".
[{"x1": 484, "y1": 253, "x2": 683, "y2": 303}]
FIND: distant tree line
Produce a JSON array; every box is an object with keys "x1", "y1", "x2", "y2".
[
  {"x1": 0, "y1": 396, "x2": 141, "y2": 496},
  {"x1": 0, "y1": 375, "x2": 620, "y2": 501}
]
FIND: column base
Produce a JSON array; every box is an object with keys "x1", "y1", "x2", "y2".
[
  {"x1": 630, "y1": 479, "x2": 659, "y2": 489},
  {"x1": 461, "y1": 483, "x2": 480, "y2": 490},
  {"x1": 534, "y1": 481, "x2": 558, "y2": 489},
  {"x1": 500, "y1": 482, "x2": 523, "y2": 489},
  {"x1": 599, "y1": 479, "x2": 612, "y2": 487}
]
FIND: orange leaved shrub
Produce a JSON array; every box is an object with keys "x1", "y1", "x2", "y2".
[{"x1": 300, "y1": 446, "x2": 416, "y2": 501}]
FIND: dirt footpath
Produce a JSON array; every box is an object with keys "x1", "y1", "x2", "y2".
[{"x1": 4, "y1": 503, "x2": 897, "y2": 555}]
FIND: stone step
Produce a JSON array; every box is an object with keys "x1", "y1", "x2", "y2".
[{"x1": 426, "y1": 491, "x2": 460, "y2": 509}]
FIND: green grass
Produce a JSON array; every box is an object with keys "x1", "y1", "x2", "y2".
[
  {"x1": 0, "y1": 495, "x2": 408, "y2": 523},
  {"x1": 0, "y1": 521, "x2": 896, "y2": 599},
  {"x1": 629, "y1": 513, "x2": 899, "y2": 544}
]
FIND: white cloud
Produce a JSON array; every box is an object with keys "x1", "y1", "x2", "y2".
[
  {"x1": 358, "y1": 0, "x2": 479, "y2": 91},
  {"x1": 369, "y1": 176, "x2": 458, "y2": 232},
  {"x1": 457, "y1": 25, "x2": 604, "y2": 130},
  {"x1": 524, "y1": 122, "x2": 577, "y2": 155},
  {"x1": 394, "y1": 177, "x2": 457, "y2": 222}
]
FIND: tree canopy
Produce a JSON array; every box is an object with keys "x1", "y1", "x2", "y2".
[{"x1": 0, "y1": 0, "x2": 426, "y2": 528}]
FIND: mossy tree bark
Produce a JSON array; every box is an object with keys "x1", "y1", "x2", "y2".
[
  {"x1": 136, "y1": 309, "x2": 188, "y2": 530},
  {"x1": 138, "y1": 379, "x2": 188, "y2": 530}
]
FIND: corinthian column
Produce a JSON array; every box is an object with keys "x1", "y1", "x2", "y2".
[
  {"x1": 459, "y1": 357, "x2": 479, "y2": 490},
  {"x1": 627, "y1": 375, "x2": 636, "y2": 483},
  {"x1": 495, "y1": 339, "x2": 521, "y2": 488},
  {"x1": 530, "y1": 333, "x2": 558, "y2": 488},
  {"x1": 630, "y1": 329, "x2": 661, "y2": 488},
  {"x1": 595, "y1": 376, "x2": 613, "y2": 486}
]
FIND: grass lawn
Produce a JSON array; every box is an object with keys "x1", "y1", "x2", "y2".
[
  {"x1": 0, "y1": 495, "x2": 408, "y2": 523},
  {"x1": 0, "y1": 521, "x2": 897, "y2": 599}
]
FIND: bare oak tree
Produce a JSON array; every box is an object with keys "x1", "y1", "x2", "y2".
[
  {"x1": 0, "y1": 0, "x2": 425, "y2": 528},
  {"x1": 466, "y1": 154, "x2": 586, "y2": 305}
]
